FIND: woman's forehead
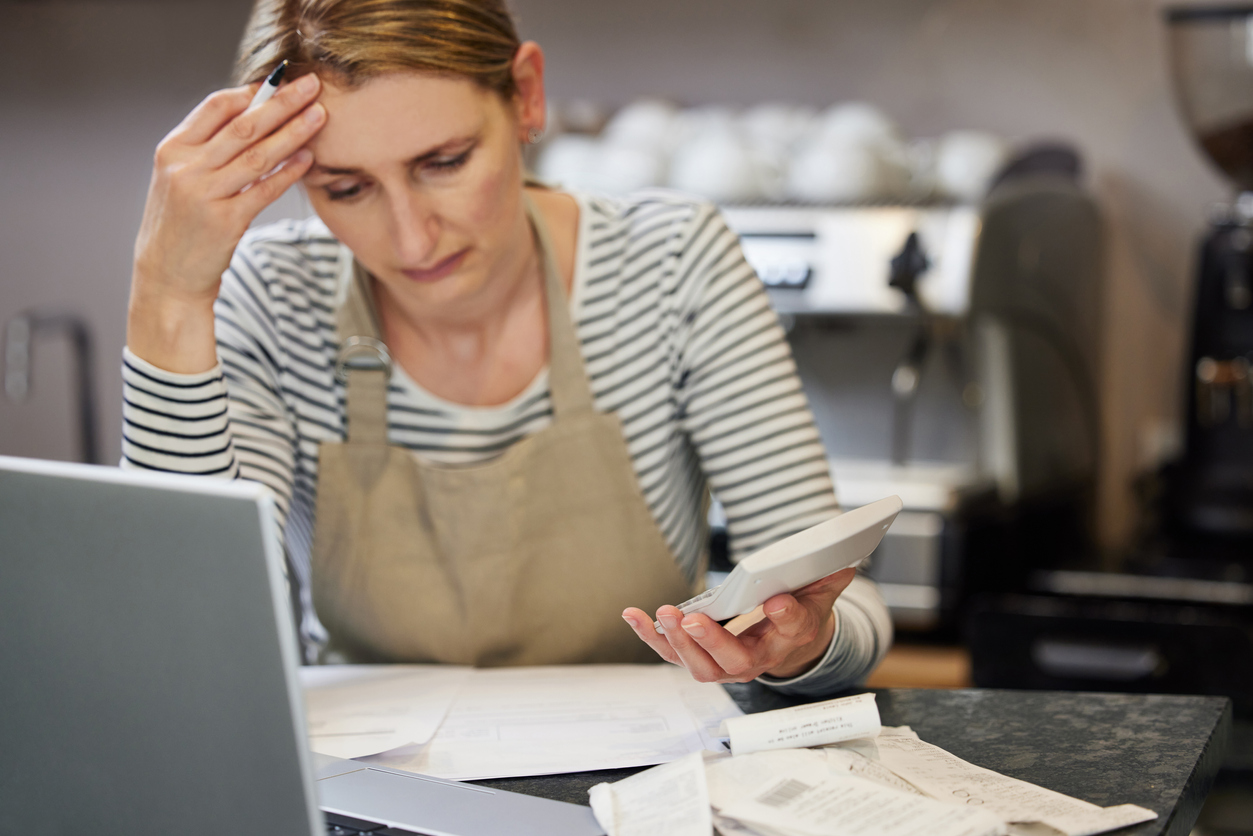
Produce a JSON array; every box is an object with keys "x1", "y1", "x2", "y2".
[{"x1": 309, "y1": 71, "x2": 501, "y2": 169}]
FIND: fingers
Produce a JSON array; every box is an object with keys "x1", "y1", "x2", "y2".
[
  {"x1": 169, "y1": 85, "x2": 259, "y2": 147},
  {"x1": 622, "y1": 607, "x2": 680, "y2": 665},
  {"x1": 203, "y1": 73, "x2": 324, "y2": 171},
  {"x1": 213, "y1": 103, "x2": 325, "y2": 197},
  {"x1": 623, "y1": 570, "x2": 860, "y2": 685},
  {"x1": 789, "y1": 567, "x2": 857, "y2": 617},
  {"x1": 761, "y1": 593, "x2": 820, "y2": 643},
  {"x1": 234, "y1": 147, "x2": 316, "y2": 217},
  {"x1": 677, "y1": 613, "x2": 760, "y2": 682},
  {"x1": 653, "y1": 605, "x2": 725, "y2": 682}
]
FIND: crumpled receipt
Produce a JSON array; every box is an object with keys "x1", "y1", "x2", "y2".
[
  {"x1": 718, "y1": 766, "x2": 1007, "y2": 836},
  {"x1": 706, "y1": 748, "x2": 1003, "y2": 836},
  {"x1": 866, "y1": 727, "x2": 1158, "y2": 836},
  {"x1": 588, "y1": 751, "x2": 712, "y2": 836},
  {"x1": 588, "y1": 695, "x2": 1159, "y2": 836}
]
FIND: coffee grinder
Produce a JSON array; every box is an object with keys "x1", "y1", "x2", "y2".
[
  {"x1": 966, "y1": 7, "x2": 1253, "y2": 742},
  {"x1": 1160, "y1": 5, "x2": 1253, "y2": 552}
]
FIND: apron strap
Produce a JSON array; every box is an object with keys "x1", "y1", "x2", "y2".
[
  {"x1": 333, "y1": 192, "x2": 595, "y2": 442},
  {"x1": 335, "y1": 261, "x2": 391, "y2": 445},
  {"x1": 524, "y1": 194, "x2": 596, "y2": 417}
]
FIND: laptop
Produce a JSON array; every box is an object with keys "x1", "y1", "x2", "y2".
[{"x1": 0, "y1": 455, "x2": 604, "y2": 836}]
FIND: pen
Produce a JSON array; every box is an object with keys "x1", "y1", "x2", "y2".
[{"x1": 247, "y1": 59, "x2": 289, "y2": 110}]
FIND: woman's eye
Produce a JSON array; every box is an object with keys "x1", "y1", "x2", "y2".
[
  {"x1": 426, "y1": 150, "x2": 471, "y2": 173},
  {"x1": 325, "y1": 181, "x2": 367, "y2": 201}
]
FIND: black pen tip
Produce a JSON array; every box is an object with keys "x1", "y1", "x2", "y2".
[{"x1": 267, "y1": 59, "x2": 289, "y2": 87}]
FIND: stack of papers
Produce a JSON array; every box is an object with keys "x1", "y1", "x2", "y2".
[
  {"x1": 298, "y1": 664, "x2": 743, "y2": 781},
  {"x1": 301, "y1": 665, "x2": 471, "y2": 760},
  {"x1": 589, "y1": 695, "x2": 1159, "y2": 836}
]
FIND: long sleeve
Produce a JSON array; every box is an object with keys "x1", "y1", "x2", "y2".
[
  {"x1": 672, "y1": 201, "x2": 893, "y2": 695},
  {"x1": 121, "y1": 239, "x2": 303, "y2": 534}
]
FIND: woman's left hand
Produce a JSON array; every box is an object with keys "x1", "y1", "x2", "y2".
[{"x1": 622, "y1": 567, "x2": 857, "y2": 683}]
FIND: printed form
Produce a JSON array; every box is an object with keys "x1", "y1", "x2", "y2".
[{"x1": 361, "y1": 664, "x2": 742, "y2": 781}]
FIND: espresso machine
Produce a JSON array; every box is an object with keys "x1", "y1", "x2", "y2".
[
  {"x1": 720, "y1": 147, "x2": 1103, "y2": 634},
  {"x1": 967, "y1": 8, "x2": 1253, "y2": 749}
]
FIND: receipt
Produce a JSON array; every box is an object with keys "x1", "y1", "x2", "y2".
[
  {"x1": 706, "y1": 748, "x2": 832, "y2": 811},
  {"x1": 720, "y1": 692, "x2": 881, "y2": 755},
  {"x1": 718, "y1": 767, "x2": 1007, "y2": 836},
  {"x1": 871, "y1": 730, "x2": 1158, "y2": 836},
  {"x1": 821, "y1": 747, "x2": 930, "y2": 796},
  {"x1": 588, "y1": 751, "x2": 713, "y2": 836}
]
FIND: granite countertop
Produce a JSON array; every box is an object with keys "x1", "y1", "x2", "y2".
[{"x1": 474, "y1": 685, "x2": 1231, "y2": 836}]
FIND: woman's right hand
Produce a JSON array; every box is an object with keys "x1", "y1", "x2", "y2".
[{"x1": 127, "y1": 73, "x2": 326, "y2": 373}]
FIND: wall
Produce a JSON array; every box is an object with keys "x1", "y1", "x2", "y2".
[
  {"x1": 0, "y1": 0, "x2": 298, "y2": 465},
  {"x1": 0, "y1": 0, "x2": 1233, "y2": 548}
]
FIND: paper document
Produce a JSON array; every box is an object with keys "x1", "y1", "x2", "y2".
[
  {"x1": 704, "y1": 748, "x2": 993, "y2": 836},
  {"x1": 299, "y1": 664, "x2": 470, "y2": 759},
  {"x1": 589, "y1": 751, "x2": 713, "y2": 836},
  {"x1": 868, "y1": 728, "x2": 1158, "y2": 836},
  {"x1": 707, "y1": 748, "x2": 832, "y2": 809},
  {"x1": 363, "y1": 664, "x2": 742, "y2": 780},
  {"x1": 821, "y1": 746, "x2": 930, "y2": 796},
  {"x1": 591, "y1": 716, "x2": 1155, "y2": 836},
  {"x1": 719, "y1": 767, "x2": 1007, "y2": 836},
  {"x1": 668, "y1": 664, "x2": 745, "y2": 752},
  {"x1": 720, "y1": 692, "x2": 880, "y2": 755}
]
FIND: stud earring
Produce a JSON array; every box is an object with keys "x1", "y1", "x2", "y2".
[{"x1": 526, "y1": 127, "x2": 543, "y2": 145}]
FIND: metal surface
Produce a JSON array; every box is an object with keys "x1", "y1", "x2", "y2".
[
  {"x1": 318, "y1": 765, "x2": 603, "y2": 836},
  {"x1": 0, "y1": 457, "x2": 319, "y2": 836}
]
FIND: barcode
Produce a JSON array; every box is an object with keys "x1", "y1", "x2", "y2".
[{"x1": 756, "y1": 778, "x2": 812, "y2": 808}]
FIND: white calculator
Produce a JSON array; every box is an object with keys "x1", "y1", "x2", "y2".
[{"x1": 655, "y1": 495, "x2": 903, "y2": 632}]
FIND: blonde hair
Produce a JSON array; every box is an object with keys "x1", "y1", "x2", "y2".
[{"x1": 234, "y1": 0, "x2": 521, "y2": 97}]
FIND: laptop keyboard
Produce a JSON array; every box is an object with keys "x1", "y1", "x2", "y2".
[{"x1": 325, "y1": 811, "x2": 416, "y2": 835}]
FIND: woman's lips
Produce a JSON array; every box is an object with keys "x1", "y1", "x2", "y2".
[{"x1": 401, "y1": 249, "x2": 469, "y2": 283}]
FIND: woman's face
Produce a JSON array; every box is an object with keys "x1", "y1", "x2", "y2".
[{"x1": 302, "y1": 71, "x2": 530, "y2": 314}]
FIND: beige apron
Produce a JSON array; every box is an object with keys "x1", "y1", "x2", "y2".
[{"x1": 312, "y1": 196, "x2": 701, "y2": 665}]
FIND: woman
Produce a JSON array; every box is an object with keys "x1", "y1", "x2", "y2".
[{"x1": 124, "y1": 0, "x2": 891, "y2": 693}]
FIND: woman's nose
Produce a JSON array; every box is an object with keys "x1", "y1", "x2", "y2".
[{"x1": 388, "y1": 190, "x2": 439, "y2": 266}]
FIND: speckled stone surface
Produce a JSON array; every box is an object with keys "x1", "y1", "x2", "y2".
[{"x1": 472, "y1": 686, "x2": 1231, "y2": 836}]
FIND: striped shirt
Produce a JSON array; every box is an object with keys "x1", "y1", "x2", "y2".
[{"x1": 121, "y1": 189, "x2": 890, "y2": 694}]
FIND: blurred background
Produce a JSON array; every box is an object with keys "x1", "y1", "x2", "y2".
[{"x1": 1, "y1": 0, "x2": 1250, "y2": 832}]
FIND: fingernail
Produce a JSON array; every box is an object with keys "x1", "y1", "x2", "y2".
[
  {"x1": 297, "y1": 73, "x2": 319, "y2": 94},
  {"x1": 681, "y1": 619, "x2": 705, "y2": 638},
  {"x1": 767, "y1": 605, "x2": 787, "y2": 616},
  {"x1": 305, "y1": 103, "x2": 325, "y2": 124},
  {"x1": 659, "y1": 613, "x2": 679, "y2": 632},
  {"x1": 622, "y1": 614, "x2": 637, "y2": 629},
  {"x1": 293, "y1": 148, "x2": 312, "y2": 164}
]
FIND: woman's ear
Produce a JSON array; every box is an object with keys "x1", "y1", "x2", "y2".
[{"x1": 511, "y1": 41, "x2": 546, "y2": 143}]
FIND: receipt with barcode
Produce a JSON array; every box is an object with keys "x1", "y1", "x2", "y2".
[
  {"x1": 717, "y1": 768, "x2": 1007, "y2": 836},
  {"x1": 869, "y1": 729, "x2": 1158, "y2": 836}
]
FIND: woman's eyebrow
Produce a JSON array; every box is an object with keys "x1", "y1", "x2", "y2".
[{"x1": 310, "y1": 136, "x2": 478, "y2": 176}]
